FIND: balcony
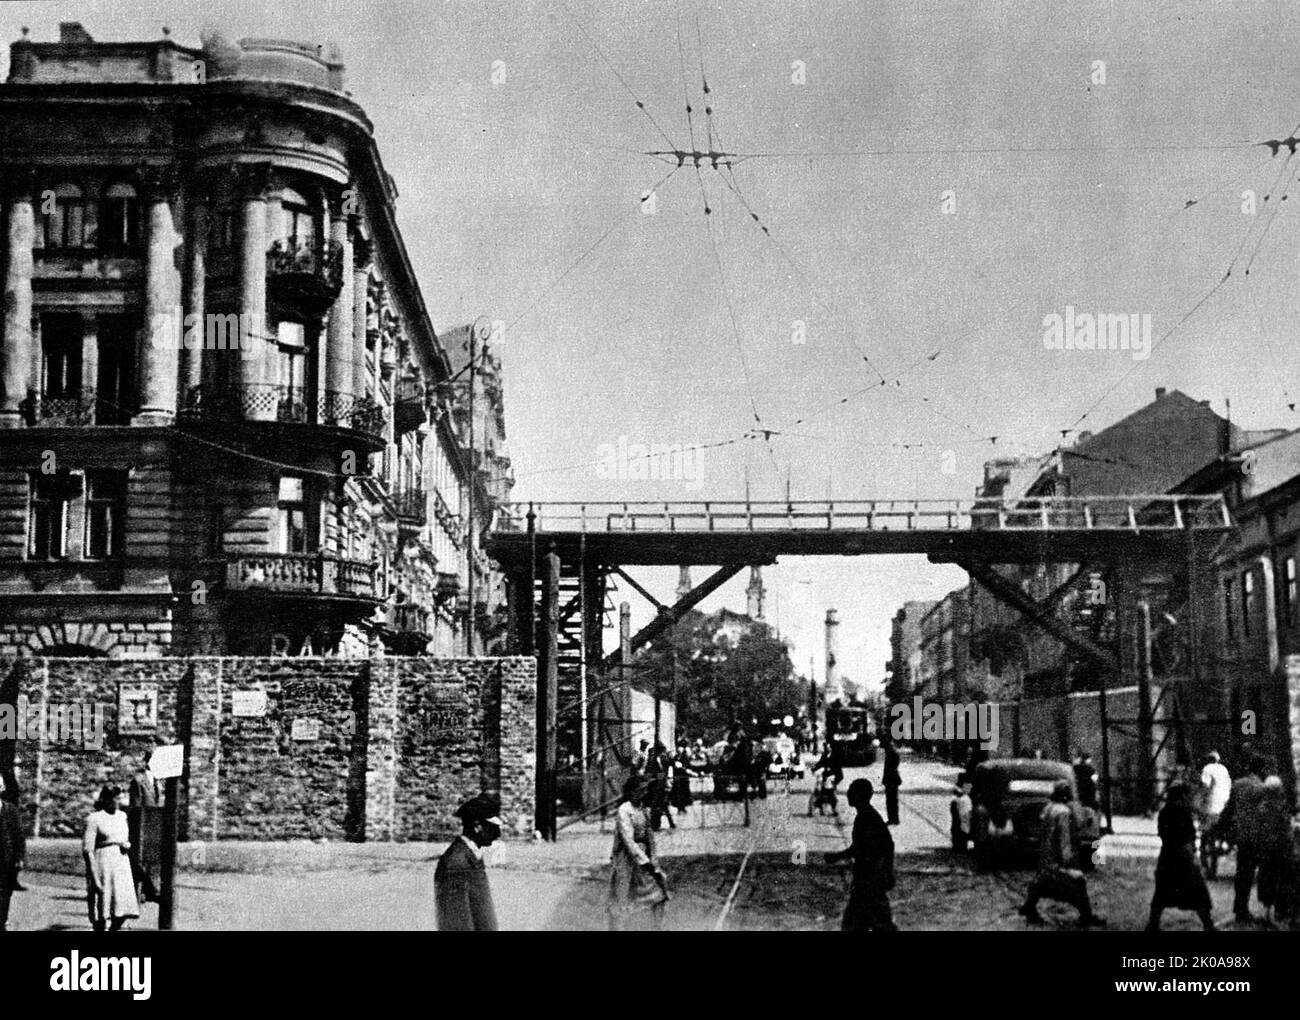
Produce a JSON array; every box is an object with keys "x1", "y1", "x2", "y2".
[
  {"x1": 180, "y1": 385, "x2": 386, "y2": 443},
  {"x1": 393, "y1": 486, "x2": 427, "y2": 530},
  {"x1": 393, "y1": 374, "x2": 427, "y2": 435},
  {"x1": 435, "y1": 571, "x2": 461, "y2": 598},
  {"x1": 224, "y1": 552, "x2": 377, "y2": 599},
  {"x1": 316, "y1": 390, "x2": 387, "y2": 438},
  {"x1": 23, "y1": 390, "x2": 134, "y2": 427},
  {"x1": 267, "y1": 238, "x2": 345, "y2": 314}
]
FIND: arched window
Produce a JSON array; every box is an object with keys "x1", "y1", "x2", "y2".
[
  {"x1": 100, "y1": 182, "x2": 140, "y2": 252},
  {"x1": 40, "y1": 183, "x2": 87, "y2": 250}
]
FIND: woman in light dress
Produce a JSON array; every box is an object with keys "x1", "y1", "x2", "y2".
[
  {"x1": 83, "y1": 784, "x2": 140, "y2": 931},
  {"x1": 607, "y1": 774, "x2": 669, "y2": 930}
]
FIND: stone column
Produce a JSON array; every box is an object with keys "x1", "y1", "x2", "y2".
[
  {"x1": 324, "y1": 191, "x2": 354, "y2": 420},
  {"x1": 352, "y1": 231, "x2": 371, "y2": 404},
  {"x1": 1, "y1": 167, "x2": 35, "y2": 428},
  {"x1": 180, "y1": 199, "x2": 208, "y2": 409},
  {"x1": 237, "y1": 164, "x2": 272, "y2": 420},
  {"x1": 135, "y1": 168, "x2": 182, "y2": 424},
  {"x1": 80, "y1": 311, "x2": 99, "y2": 423}
]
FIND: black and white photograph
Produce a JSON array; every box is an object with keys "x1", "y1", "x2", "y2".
[{"x1": 0, "y1": 0, "x2": 1294, "y2": 989}]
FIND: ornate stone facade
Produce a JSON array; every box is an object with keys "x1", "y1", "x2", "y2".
[{"x1": 0, "y1": 24, "x2": 511, "y2": 660}]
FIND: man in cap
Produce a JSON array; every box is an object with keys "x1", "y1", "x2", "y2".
[
  {"x1": 1019, "y1": 779, "x2": 1105, "y2": 927},
  {"x1": 435, "y1": 792, "x2": 503, "y2": 931}
]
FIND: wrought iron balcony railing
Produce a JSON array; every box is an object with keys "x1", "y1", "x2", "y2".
[
  {"x1": 224, "y1": 552, "x2": 377, "y2": 598},
  {"x1": 317, "y1": 390, "x2": 387, "y2": 438},
  {"x1": 180, "y1": 385, "x2": 386, "y2": 439},
  {"x1": 266, "y1": 237, "x2": 345, "y2": 312},
  {"x1": 23, "y1": 390, "x2": 134, "y2": 426},
  {"x1": 393, "y1": 486, "x2": 427, "y2": 527}
]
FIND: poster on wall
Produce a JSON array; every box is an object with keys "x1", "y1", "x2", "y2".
[
  {"x1": 232, "y1": 690, "x2": 268, "y2": 718},
  {"x1": 117, "y1": 683, "x2": 159, "y2": 735},
  {"x1": 291, "y1": 717, "x2": 321, "y2": 742}
]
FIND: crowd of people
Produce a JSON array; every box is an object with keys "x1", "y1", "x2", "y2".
[{"x1": 1000, "y1": 746, "x2": 1299, "y2": 930}]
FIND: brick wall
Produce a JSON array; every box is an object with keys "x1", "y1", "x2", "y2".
[{"x1": 1, "y1": 654, "x2": 535, "y2": 840}]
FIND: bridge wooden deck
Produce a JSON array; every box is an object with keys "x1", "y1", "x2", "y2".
[{"x1": 485, "y1": 495, "x2": 1232, "y2": 567}]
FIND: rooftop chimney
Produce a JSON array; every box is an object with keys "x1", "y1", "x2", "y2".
[
  {"x1": 1155, "y1": 387, "x2": 1167, "y2": 400},
  {"x1": 59, "y1": 23, "x2": 94, "y2": 44}
]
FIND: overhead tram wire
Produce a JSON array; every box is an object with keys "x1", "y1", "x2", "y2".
[
  {"x1": 503, "y1": 165, "x2": 682, "y2": 335},
  {"x1": 711, "y1": 169, "x2": 886, "y2": 384},
  {"x1": 702, "y1": 174, "x2": 764, "y2": 430},
  {"x1": 424, "y1": 110, "x2": 677, "y2": 166},
  {"x1": 719, "y1": 139, "x2": 1264, "y2": 164},
  {"x1": 1064, "y1": 125, "x2": 1300, "y2": 434},
  {"x1": 560, "y1": 1, "x2": 679, "y2": 154},
  {"x1": 1243, "y1": 157, "x2": 1299, "y2": 277}
]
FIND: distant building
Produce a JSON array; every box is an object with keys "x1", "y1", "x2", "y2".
[{"x1": 885, "y1": 599, "x2": 937, "y2": 702}]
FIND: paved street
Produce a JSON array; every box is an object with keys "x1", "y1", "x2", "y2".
[{"x1": 5, "y1": 754, "x2": 1276, "y2": 931}]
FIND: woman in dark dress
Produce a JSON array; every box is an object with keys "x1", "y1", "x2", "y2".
[
  {"x1": 1146, "y1": 782, "x2": 1215, "y2": 931},
  {"x1": 669, "y1": 742, "x2": 694, "y2": 814}
]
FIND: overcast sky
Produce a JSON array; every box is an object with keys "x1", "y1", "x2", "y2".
[{"x1": 9, "y1": 1, "x2": 1300, "y2": 694}]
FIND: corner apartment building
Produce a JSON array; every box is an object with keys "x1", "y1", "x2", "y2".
[{"x1": 0, "y1": 24, "x2": 510, "y2": 659}]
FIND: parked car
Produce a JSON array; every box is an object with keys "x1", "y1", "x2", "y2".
[{"x1": 968, "y1": 758, "x2": 1101, "y2": 871}]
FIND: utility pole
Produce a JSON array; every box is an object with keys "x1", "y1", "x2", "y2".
[{"x1": 464, "y1": 321, "x2": 478, "y2": 656}]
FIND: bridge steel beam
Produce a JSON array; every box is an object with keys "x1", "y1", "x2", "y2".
[
  {"x1": 535, "y1": 550, "x2": 560, "y2": 841},
  {"x1": 957, "y1": 558, "x2": 1119, "y2": 673},
  {"x1": 603, "y1": 564, "x2": 745, "y2": 670},
  {"x1": 610, "y1": 567, "x2": 666, "y2": 614}
]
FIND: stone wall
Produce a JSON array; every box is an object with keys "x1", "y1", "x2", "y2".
[{"x1": 1, "y1": 655, "x2": 535, "y2": 840}]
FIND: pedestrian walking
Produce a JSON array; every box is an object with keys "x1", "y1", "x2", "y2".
[
  {"x1": 127, "y1": 754, "x2": 161, "y2": 904},
  {"x1": 826, "y1": 779, "x2": 897, "y2": 931},
  {"x1": 950, "y1": 774, "x2": 972, "y2": 853},
  {"x1": 83, "y1": 785, "x2": 139, "y2": 932},
  {"x1": 607, "y1": 775, "x2": 669, "y2": 931},
  {"x1": 434, "y1": 792, "x2": 503, "y2": 931},
  {"x1": 1145, "y1": 782, "x2": 1215, "y2": 931},
  {"x1": 670, "y1": 741, "x2": 694, "y2": 815},
  {"x1": 1018, "y1": 780, "x2": 1105, "y2": 927},
  {"x1": 1073, "y1": 750, "x2": 1098, "y2": 810},
  {"x1": 882, "y1": 740, "x2": 902, "y2": 826},
  {"x1": 1197, "y1": 750, "x2": 1231, "y2": 870},
  {"x1": 0, "y1": 781, "x2": 25, "y2": 932},
  {"x1": 751, "y1": 742, "x2": 770, "y2": 800},
  {"x1": 631, "y1": 740, "x2": 650, "y2": 776},
  {"x1": 646, "y1": 742, "x2": 676, "y2": 831},
  {"x1": 1255, "y1": 775, "x2": 1299, "y2": 926},
  {"x1": 729, "y1": 723, "x2": 753, "y2": 825},
  {"x1": 1220, "y1": 753, "x2": 1267, "y2": 924}
]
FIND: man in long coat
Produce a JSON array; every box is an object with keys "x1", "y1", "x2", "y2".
[
  {"x1": 0, "y1": 782, "x2": 26, "y2": 931},
  {"x1": 434, "y1": 793, "x2": 503, "y2": 931},
  {"x1": 1220, "y1": 753, "x2": 1267, "y2": 923}
]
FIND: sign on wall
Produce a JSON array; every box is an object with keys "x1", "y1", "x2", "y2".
[
  {"x1": 148, "y1": 744, "x2": 185, "y2": 780},
  {"x1": 117, "y1": 683, "x2": 159, "y2": 735},
  {"x1": 232, "y1": 690, "x2": 268, "y2": 718},
  {"x1": 291, "y1": 717, "x2": 321, "y2": 742}
]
